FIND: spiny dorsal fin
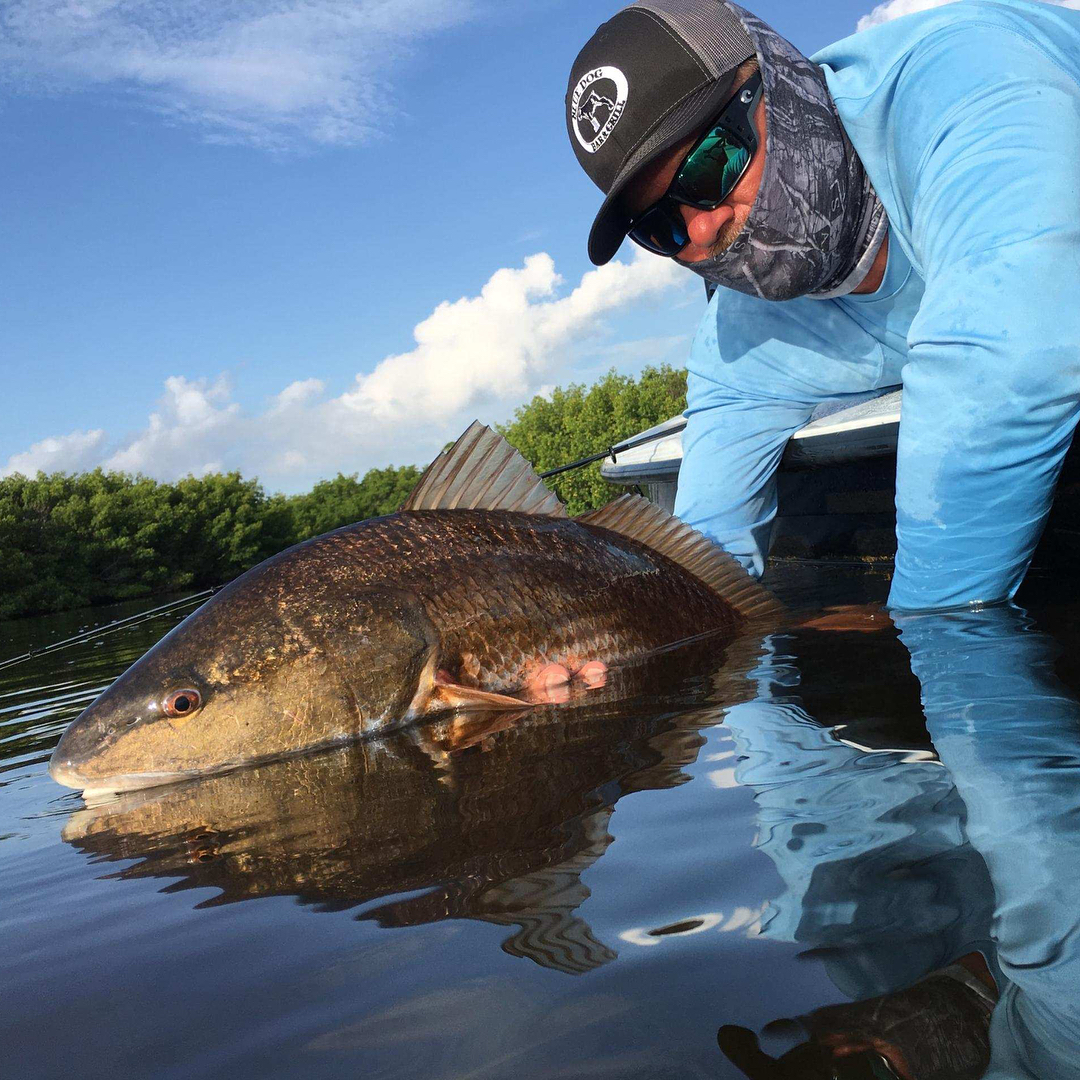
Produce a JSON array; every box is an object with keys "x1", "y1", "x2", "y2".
[
  {"x1": 576, "y1": 495, "x2": 783, "y2": 620},
  {"x1": 402, "y1": 422, "x2": 568, "y2": 517}
]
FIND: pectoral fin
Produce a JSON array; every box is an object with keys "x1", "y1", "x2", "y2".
[
  {"x1": 407, "y1": 648, "x2": 534, "y2": 719},
  {"x1": 432, "y1": 679, "x2": 531, "y2": 712}
]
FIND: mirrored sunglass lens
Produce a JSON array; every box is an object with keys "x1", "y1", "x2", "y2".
[
  {"x1": 629, "y1": 206, "x2": 688, "y2": 255},
  {"x1": 676, "y1": 131, "x2": 750, "y2": 205}
]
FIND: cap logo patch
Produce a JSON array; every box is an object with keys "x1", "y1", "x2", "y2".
[{"x1": 571, "y1": 66, "x2": 628, "y2": 154}]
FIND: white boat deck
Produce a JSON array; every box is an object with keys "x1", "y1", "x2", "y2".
[{"x1": 601, "y1": 389, "x2": 902, "y2": 487}]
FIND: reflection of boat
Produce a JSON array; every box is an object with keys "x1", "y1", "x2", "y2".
[
  {"x1": 788, "y1": 614, "x2": 937, "y2": 761},
  {"x1": 63, "y1": 635, "x2": 766, "y2": 977}
]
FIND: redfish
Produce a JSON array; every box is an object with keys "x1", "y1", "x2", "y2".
[{"x1": 49, "y1": 423, "x2": 779, "y2": 794}]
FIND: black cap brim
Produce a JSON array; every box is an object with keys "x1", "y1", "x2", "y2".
[{"x1": 587, "y1": 73, "x2": 740, "y2": 266}]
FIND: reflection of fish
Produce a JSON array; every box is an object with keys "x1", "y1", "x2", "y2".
[
  {"x1": 62, "y1": 674, "x2": 753, "y2": 975},
  {"x1": 50, "y1": 423, "x2": 779, "y2": 794}
]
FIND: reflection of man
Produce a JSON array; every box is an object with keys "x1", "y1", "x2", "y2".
[
  {"x1": 565, "y1": 1, "x2": 1080, "y2": 612},
  {"x1": 713, "y1": 637, "x2": 999, "y2": 1078},
  {"x1": 714, "y1": 606, "x2": 1080, "y2": 1078},
  {"x1": 898, "y1": 606, "x2": 1080, "y2": 1079}
]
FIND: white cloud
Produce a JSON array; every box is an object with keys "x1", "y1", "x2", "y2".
[
  {"x1": 858, "y1": 0, "x2": 1079, "y2": 31},
  {"x1": 3, "y1": 250, "x2": 694, "y2": 490},
  {"x1": 269, "y1": 378, "x2": 325, "y2": 415},
  {"x1": 341, "y1": 251, "x2": 685, "y2": 423},
  {"x1": 3, "y1": 428, "x2": 109, "y2": 476},
  {"x1": 0, "y1": 0, "x2": 481, "y2": 148},
  {"x1": 101, "y1": 374, "x2": 241, "y2": 475}
]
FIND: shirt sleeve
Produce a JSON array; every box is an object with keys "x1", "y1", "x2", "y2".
[
  {"x1": 887, "y1": 26, "x2": 1080, "y2": 610},
  {"x1": 676, "y1": 287, "x2": 892, "y2": 578}
]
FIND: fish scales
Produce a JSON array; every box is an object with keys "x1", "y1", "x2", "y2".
[{"x1": 293, "y1": 510, "x2": 744, "y2": 691}]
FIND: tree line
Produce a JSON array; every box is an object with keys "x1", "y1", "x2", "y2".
[{"x1": 1, "y1": 366, "x2": 686, "y2": 619}]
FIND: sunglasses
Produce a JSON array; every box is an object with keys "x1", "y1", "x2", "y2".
[{"x1": 628, "y1": 70, "x2": 763, "y2": 257}]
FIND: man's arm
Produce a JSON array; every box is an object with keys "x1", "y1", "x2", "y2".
[
  {"x1": 676, "y1": 286, "x2": 896, "y2": 578},
  {"x1": 888, "y1": 27, "x2": 1080, "y2": 610}
]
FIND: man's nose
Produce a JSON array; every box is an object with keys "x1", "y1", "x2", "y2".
[{"x1": 679, "y1": 203, "x2": 736, "y2": 256}]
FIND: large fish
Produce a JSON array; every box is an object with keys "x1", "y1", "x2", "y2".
[{"x1": 49, "y1": 423, "x2": 780, "y2": 795}]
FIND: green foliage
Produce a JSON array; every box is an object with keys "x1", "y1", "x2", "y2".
[
  {"x1": 288, "y1": 466, "x2": 422, "y2": 539},
  {"x1": 1, "y1": 365, "x2": 686, "y2": 618},
  {"x1": 0, "y1": 471, "x2": 296, "y2": 620},
  {"x1": 0, "y1": 463, "x2": 423, "y2": 620},
  {"x1": 500, "y1": 364, "x2": 686, "y2": 514}
]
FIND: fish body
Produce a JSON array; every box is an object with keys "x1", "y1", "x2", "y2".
[{"x1": 49, "y1": 424, "x2": 778, "y2": 794}]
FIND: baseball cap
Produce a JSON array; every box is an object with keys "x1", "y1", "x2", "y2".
[{"x1": 566, "y1": 0, "x2": 756, "y2": 265}]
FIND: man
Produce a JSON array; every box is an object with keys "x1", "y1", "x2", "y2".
[{"x1": 565, "y1": 0, "x2": 1080, "y2": 611}]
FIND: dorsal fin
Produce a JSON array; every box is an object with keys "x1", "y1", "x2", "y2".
[
  {"x1": 402, "y1": 422, "x2": 568, "y2": 517},
  {"x1": 576, "y1": 495, "x2": 783, "y2": 620}
]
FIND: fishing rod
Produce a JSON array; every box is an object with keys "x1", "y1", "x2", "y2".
[
  {"x1": 539, "y1": 418, "x2": 686, "y2": 481},
  {"x1": 1, "y1": 423, "x2": 684, "y2": 674},
  {"x1": 0, "y1": 587, "x2": 221, "y2": 673}
]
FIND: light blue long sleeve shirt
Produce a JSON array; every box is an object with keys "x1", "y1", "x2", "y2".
[{"x1": 675, "y1": 0, "x2": 1080, "y2": 611}]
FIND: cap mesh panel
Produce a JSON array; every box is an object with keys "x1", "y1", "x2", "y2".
[{"x1": 629, "y1": 0, "x2": 754, "y2": 77}]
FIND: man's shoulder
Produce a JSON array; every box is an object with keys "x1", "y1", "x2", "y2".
[
  {"x1": 817, "y1": 0, "x2": 1080, "y2": 102},
  {"x1": 816, "y1": 0, "x2": 1080, "y2": 220}
]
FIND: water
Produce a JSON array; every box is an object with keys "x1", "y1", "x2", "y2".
[{"x1": 2, "y1": 566, "x2": 1080, "y2": 1079}]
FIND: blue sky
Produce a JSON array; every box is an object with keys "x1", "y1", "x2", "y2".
[{"x1": 0, "y1": 0, "x2": 1026, "y2": 491}]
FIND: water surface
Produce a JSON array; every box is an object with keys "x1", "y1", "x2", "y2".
[{"x1": 3, "y1": 566, "x2": 1079, "y2": 1079}]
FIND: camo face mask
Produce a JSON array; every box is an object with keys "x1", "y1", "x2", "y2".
[{"x1": 679, "y1": 2, "x2": 888, "y2": 302}]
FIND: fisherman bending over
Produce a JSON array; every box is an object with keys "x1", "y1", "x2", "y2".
[{"x1": 565, "y1": 0, "x2": 1080, "y2": 612}]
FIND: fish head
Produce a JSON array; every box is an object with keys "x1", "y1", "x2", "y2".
[{"x1": 49, "y1": 570, "x2": 439, "y2": 795}]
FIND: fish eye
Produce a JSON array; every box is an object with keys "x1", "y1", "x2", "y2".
[{"x1": 163, "y1": 688, "x2": 202, "y2": 718}]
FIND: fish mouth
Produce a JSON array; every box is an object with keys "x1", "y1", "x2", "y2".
[{"x1": 48, "y1": 755, "x2": 197, "y2": 797}]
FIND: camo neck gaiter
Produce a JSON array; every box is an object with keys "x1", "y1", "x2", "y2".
[{"x1": 680, "y1": 2, "x2": 888, "y2": 302}]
